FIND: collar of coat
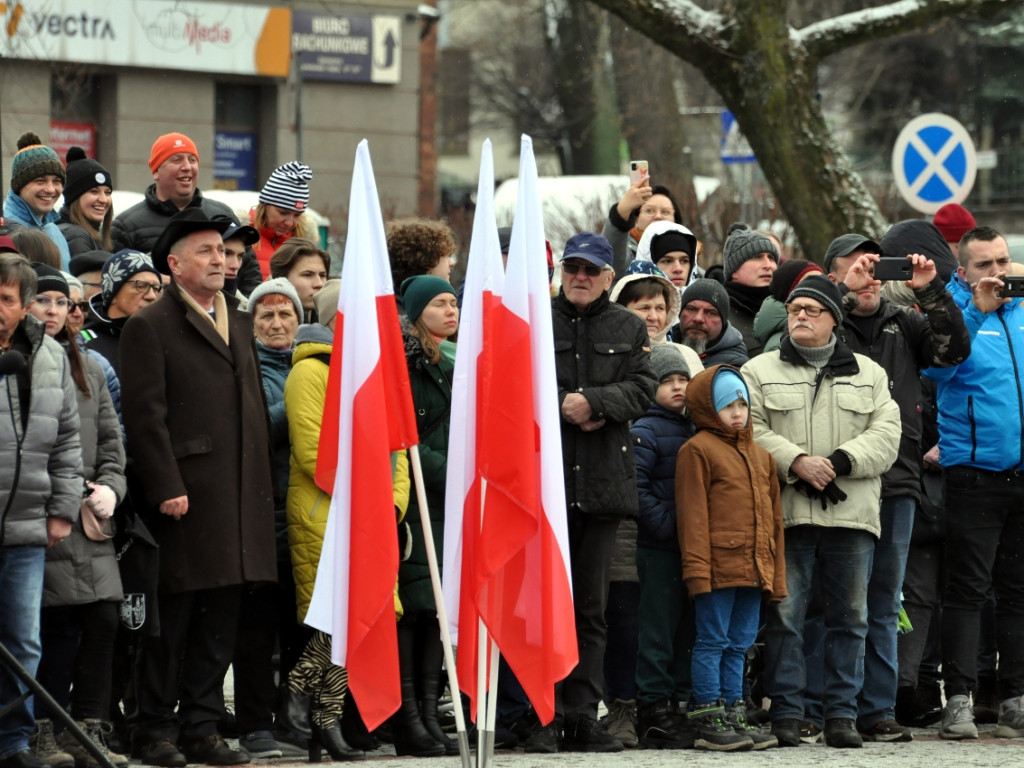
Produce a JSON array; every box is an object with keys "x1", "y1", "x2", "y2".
[
  {"x1": 778, "y1": 333, "x2": 859, "y2": 376},
  {"x1": 554, "y1": 288, "x2": 611, "y2": 317}
]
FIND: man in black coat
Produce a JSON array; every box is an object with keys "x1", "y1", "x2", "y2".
[
  {"x1": 119, "y1": 210, "x2": 276, "y2": 767},
  {"x1": 524, "y1": 232, "x2": 656, "y2": 754}
]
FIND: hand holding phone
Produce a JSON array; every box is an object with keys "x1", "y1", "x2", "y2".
[{"x1": 873, "y1": 257, "x2": 913, "y2": 282}]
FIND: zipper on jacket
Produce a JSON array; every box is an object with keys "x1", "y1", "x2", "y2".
[
  {"x1": 998, "y1": 314, "x2": 1024, "y2": 466},
  {"x1": 967, "y1": 395, "x2": 977, "y2": 464},
  {"x1": 0, "y1": 383, "x2": 25, "y2": 547}
]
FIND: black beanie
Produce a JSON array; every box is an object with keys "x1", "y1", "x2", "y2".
[
  {"x1": 63, "y1": 146, "x2": 113, "y2": 208},
  {"x1": 681, "y1": 278, "x2": 730, "y2": 326},
  {"x1": 880, "y1": 220, "x2": 958, "y2": 282},
  {"x1": 31, "y1": 262, "x2": 69, "y2": 298},
  {"x1": 651, "y1": 230, "x2": 695, "y2": 261},
  {"x1": 786, "y1": 274, "x2": 843, "y2": 326}
]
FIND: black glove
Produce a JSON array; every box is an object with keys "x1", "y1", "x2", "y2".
[
  {"x1": 827, "y1": 450, "x2": 852, "y2": 477},
  {"x1": 821, "y1": 480, "x2": 848, "y2": 509},
  {"x1": 794, "y1": 479, "x2": 822, "y2": 501}
]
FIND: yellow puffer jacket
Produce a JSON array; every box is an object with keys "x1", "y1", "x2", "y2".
[{"x1": 284, "y1": 334, "x2": 411, "y2": 624}]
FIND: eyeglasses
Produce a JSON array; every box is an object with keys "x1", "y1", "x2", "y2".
[
  {"x1": 128, "y1": 280, "x2": 163, "y2": 295},
  {"x1": 786, "y1": 304, "x2": 825, "y2": 317},
  {"x1": 34, "y1": 296, "x2": 68, "y2": 310},
  {"x1": 69, "y1": 301, "x2": 90, "y2": 314},
  {"x1": 640, "y1": 206, "x2": 675, "y2": 218},
  {"x1": 562, "y1": 262, "x2": 604, "y2": 277}
]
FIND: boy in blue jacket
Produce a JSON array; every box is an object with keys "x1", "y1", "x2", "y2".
[{"x1": 631, "y1": 345, "x2": 696, "y2": 749}]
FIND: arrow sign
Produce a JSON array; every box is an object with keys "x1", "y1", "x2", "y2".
[
  {"x1": 721, "y1": 110, "x2": 756, "y2": 165},
  {"x1": 892, "y1": 113, "x2": 976, "y2": 214}
]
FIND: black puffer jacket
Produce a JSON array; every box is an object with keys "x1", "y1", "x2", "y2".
[
  {"x1": 553, "y1": 291, "x2": 657, "y2": 518},
  {"x1": 836, "y1": 279, "x2": 970, "y2": 501},
  {"x1": 57, "y1": 208, "x2": 103, "y2": 256},
  {"x1": 111, "y1": 185, "x2": 262, "y2": 295}
]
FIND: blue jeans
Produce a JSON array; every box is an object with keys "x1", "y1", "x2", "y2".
[
  {"x1": 764, "y1": 526, "x2": 873, "y2": 722},
  {"x1": 0, "y1": 546, "x2": 46, "y2": 758},
  {"x1": 802, "y1": 498, "x2": 914, "y2": 725},
  {"x1": 691, "y1": 587, "x2": 761, "y2": 705}
]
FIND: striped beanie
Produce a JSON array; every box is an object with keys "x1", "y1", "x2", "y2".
[
  {"x1": 11, "y1": 132, "x2": 65, "y2": 194},
  {"x1": 259, "y1": 161, "x2": 312, "y2": 212}
]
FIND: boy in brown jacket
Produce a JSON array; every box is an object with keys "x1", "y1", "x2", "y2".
[{"x1": 676, "y1": 365, "x2": 786, "y2": 751}]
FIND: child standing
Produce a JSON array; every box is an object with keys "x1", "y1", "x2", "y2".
[
  {"x1": 631, "y1": 345, "x2": 698, "y2": 749},
  {"x1": 677, "y1": 365, "x2": 785, "y2": 751}
]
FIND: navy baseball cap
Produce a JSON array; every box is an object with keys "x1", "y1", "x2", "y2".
[{"x1": 561, "y1": 232, "x2": 613, "y2": 269}]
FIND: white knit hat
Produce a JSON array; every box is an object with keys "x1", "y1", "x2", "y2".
[{"x1": 259, "y1": 161, "x2": 313, "y2": 212}]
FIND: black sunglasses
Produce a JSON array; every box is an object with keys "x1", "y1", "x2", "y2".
[
  {"x1": 562, "y1": 262, "x2": 603, "y2": 277},
  {"x1": 69, "y1": 301, "x2": 90, "y2": 314}
]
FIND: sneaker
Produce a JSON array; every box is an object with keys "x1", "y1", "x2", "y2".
[
  {"x1": 57, "y1": 721, "x2": 129, "y2": 768},
  {"x1": 940, "y1": 694, "x2": 978, "y2": 740},
  {"x1": 181, "y1": 734, "x2": 250, "y2": 766},
  {"x1": 798, "y1": 720, "x2": 822, "y2": 744},
  {"x1": 687, "y1": 702, "x2": 753, "y2": 752},
  {"x1": 725, "y1": 701, "x2": 776, "y2": 750},
  {"x1": 30, "y1": 721, "x2": 75, "y2": 768},
  {"x1": 239, "y1": 731, "x2": 284, "y2": 759},
  {"x1": 823, "y1": 718, "x2": 862, "y2": 748},
  {"x1": 602, "y1": 699, "x2": 638, "y2": 748},
  {"x1": 138, "y1": 739, "x2": 186, "y2": 768},
  {"x1": 636, "y1": 701, "x2": 694, "y2": 749},
  {"x1": 858, "y1": 719, "x2": 913, "y2": 742},
  {"x1": 769, "y1": 718, "x2": 801, "y2": 748},
  {"x1": 522, "y1": 721, "x2": 561, "y2": 754},
  {"x1": 995, "y1": 695, "x2": 1024, "y2": 738},
  {"x1": 561, "y1": 716, "x2": 623, "y2": 753}
]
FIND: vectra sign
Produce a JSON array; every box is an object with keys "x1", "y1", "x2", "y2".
[{"x1": 0, "y1": 0, "x2": 290, "y2": 77}]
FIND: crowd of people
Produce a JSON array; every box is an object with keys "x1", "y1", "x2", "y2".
[{"x1": 0, "y1": 131, "x2": 1022, "y2": 768}]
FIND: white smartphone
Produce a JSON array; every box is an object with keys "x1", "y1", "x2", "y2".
[{"x1": 629, "y1": 159, "x2": 649, "y2": 186}]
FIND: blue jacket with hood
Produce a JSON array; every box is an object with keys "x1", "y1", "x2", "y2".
[{"x1": 924, "y1": 272, "x2": 1024, "y2": 470}]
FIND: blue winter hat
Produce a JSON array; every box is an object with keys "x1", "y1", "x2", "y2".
[
  {"x1": 561, "y1": 232, "x2": 613, "y2": 269},
  {"x1": 712, "y1": 369, "x2": 749, "y2": 413},
  {"x1": 625, "y1": 259, "x2": 670, "y2": 279},
  {"x1": 102, "y1": 249, "x2": 159, "y2": 310}
]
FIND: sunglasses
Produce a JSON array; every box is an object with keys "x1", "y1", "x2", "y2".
[
  {"x1": 69, "y1": 301, "x2": 90, "y2": 314},
  {"x1": 562, "y1": 262, "x2": 604, "y2": 277}
]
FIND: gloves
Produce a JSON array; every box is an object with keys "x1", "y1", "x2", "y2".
[
  {"x1": 820, "y1": 480, "x2": 848, "y2": 509},
  {"x1": 85, "y1": 483, "x2": 117, "y2": 519},
  {"x1": 793, "y1": 479, "x2": 821, "y2": 500},
  {"x1": 827, "y1": 450, "x2": 852, "y2": 477}
]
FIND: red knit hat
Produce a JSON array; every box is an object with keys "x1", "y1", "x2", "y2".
[
  {"x1": 932, "y1": 204, "x2": 976, "y2": 245},
  {"x1": 149, "y1": 133, "x2": 199, "y2": 173}
]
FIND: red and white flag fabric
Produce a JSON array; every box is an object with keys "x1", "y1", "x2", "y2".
[
  {"x1": 442, "y1": 140, "x2": 505, "y2": 717},
  {"x1": 305, "y1": 139, "x2": 417, "y2": 730},
  {"x1": 445, "y1": 135, "x2": 577, "y2": 725}
]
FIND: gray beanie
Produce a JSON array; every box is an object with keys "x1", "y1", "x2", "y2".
[
  {"x1": 786, "y1": 274, "x2": 843, "y2": 326},
  {"x1": 723, "y1": 223, "x2": 779, "y2": 280},
  {"x1": 246, "y1": 277, "x2": 303, "y2": 320},
  {"x1": 651, "y1": 345, "x2": 690, "y2": 382},
  {"x1": 681, "y1": 278, "x2": 730, "y2": 326}
]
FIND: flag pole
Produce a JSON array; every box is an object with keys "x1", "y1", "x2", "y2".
[
  {"x1": 483, "y1": 637, "x2": 500, "y2": 764},
  {"x1": 408, "y1": 444, "x2": 472, "y2": 768},
  {"x1": 476, "y1": 479, "x2": 490, "y2": 768}
]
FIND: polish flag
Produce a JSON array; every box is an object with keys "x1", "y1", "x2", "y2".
[
  {"x1": 305, "y1": 140, "x2": 415, "y2": 730},
  {"x1": 442, "y1": 140, "x2": 505, "y2": 717},
  {"x1": 447, "y1": 135, "x2": 577, "y2": 724}
]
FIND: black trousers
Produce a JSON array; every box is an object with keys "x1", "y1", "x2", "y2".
[
  {"x1": 36, "y1": 601, "x2": 119, "y2": 723},
  {"x1": 556, "y1": 514, "x2": 619, "y2": 721},
  {"x1": 941, "y1": 466, "x2": 1024, "y2": 700},
  {"x1": 135, "y1": 586, "x2": 243, "y2": 744}
]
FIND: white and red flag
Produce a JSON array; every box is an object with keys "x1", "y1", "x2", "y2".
[
  {"x1": 306, "y1": 139, "x2": 417, "y2": 731},
  {"x1": 445, "y1": 135, "x2": 577, "y2": 724}
]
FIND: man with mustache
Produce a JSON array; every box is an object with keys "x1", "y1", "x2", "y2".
[{"x1": 741, "y1": 274, "x2": 901, "y2": 749}]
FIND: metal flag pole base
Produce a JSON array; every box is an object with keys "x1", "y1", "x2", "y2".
[
  {"x1": 0, "y1": 639, "x2": 117, "y2": 768},
  {"x1": 457, "y1": 729, "x2": 472, "y2": 768}
]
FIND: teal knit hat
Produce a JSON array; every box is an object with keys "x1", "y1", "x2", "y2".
[
  {"x1": 400, "y1": 275, "x2": 456, "y2": 323},
  {"x1": 11, "y1": 132, "x2": 65, "y2": 194}
]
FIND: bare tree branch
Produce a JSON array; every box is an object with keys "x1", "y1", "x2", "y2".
[
  {"x1": 585, "y1": 0, "x2": 732, "y2": 63},
  {"x1": 797, "y1": 0, "x2": 1017, "y2": 61}
]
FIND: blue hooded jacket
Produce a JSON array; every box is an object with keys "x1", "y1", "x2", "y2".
[
  {"x1": 924, "y1": 272, "x2": 1024, "y2": 470},
  {"x1": 3, "y1": 189, "x2": 72, "y2": 269}
]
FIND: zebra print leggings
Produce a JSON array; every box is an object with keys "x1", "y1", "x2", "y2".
[{"x1": 287, "y1": 630, "x2": 348, "y2": 727}]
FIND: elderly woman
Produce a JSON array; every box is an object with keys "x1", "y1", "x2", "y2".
[
  {"x1": 27, "y1": 264, "x2": 127, "y2": 768},
  {"x1": 223, "y1": 278, "x2": 309, "y2": 759},
  {"x1": 269, "y1": 238, "x2": 329, "y2": 324},
  {"x1": 250, "y1": 162, "x2": 318, "y2": 279}
]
